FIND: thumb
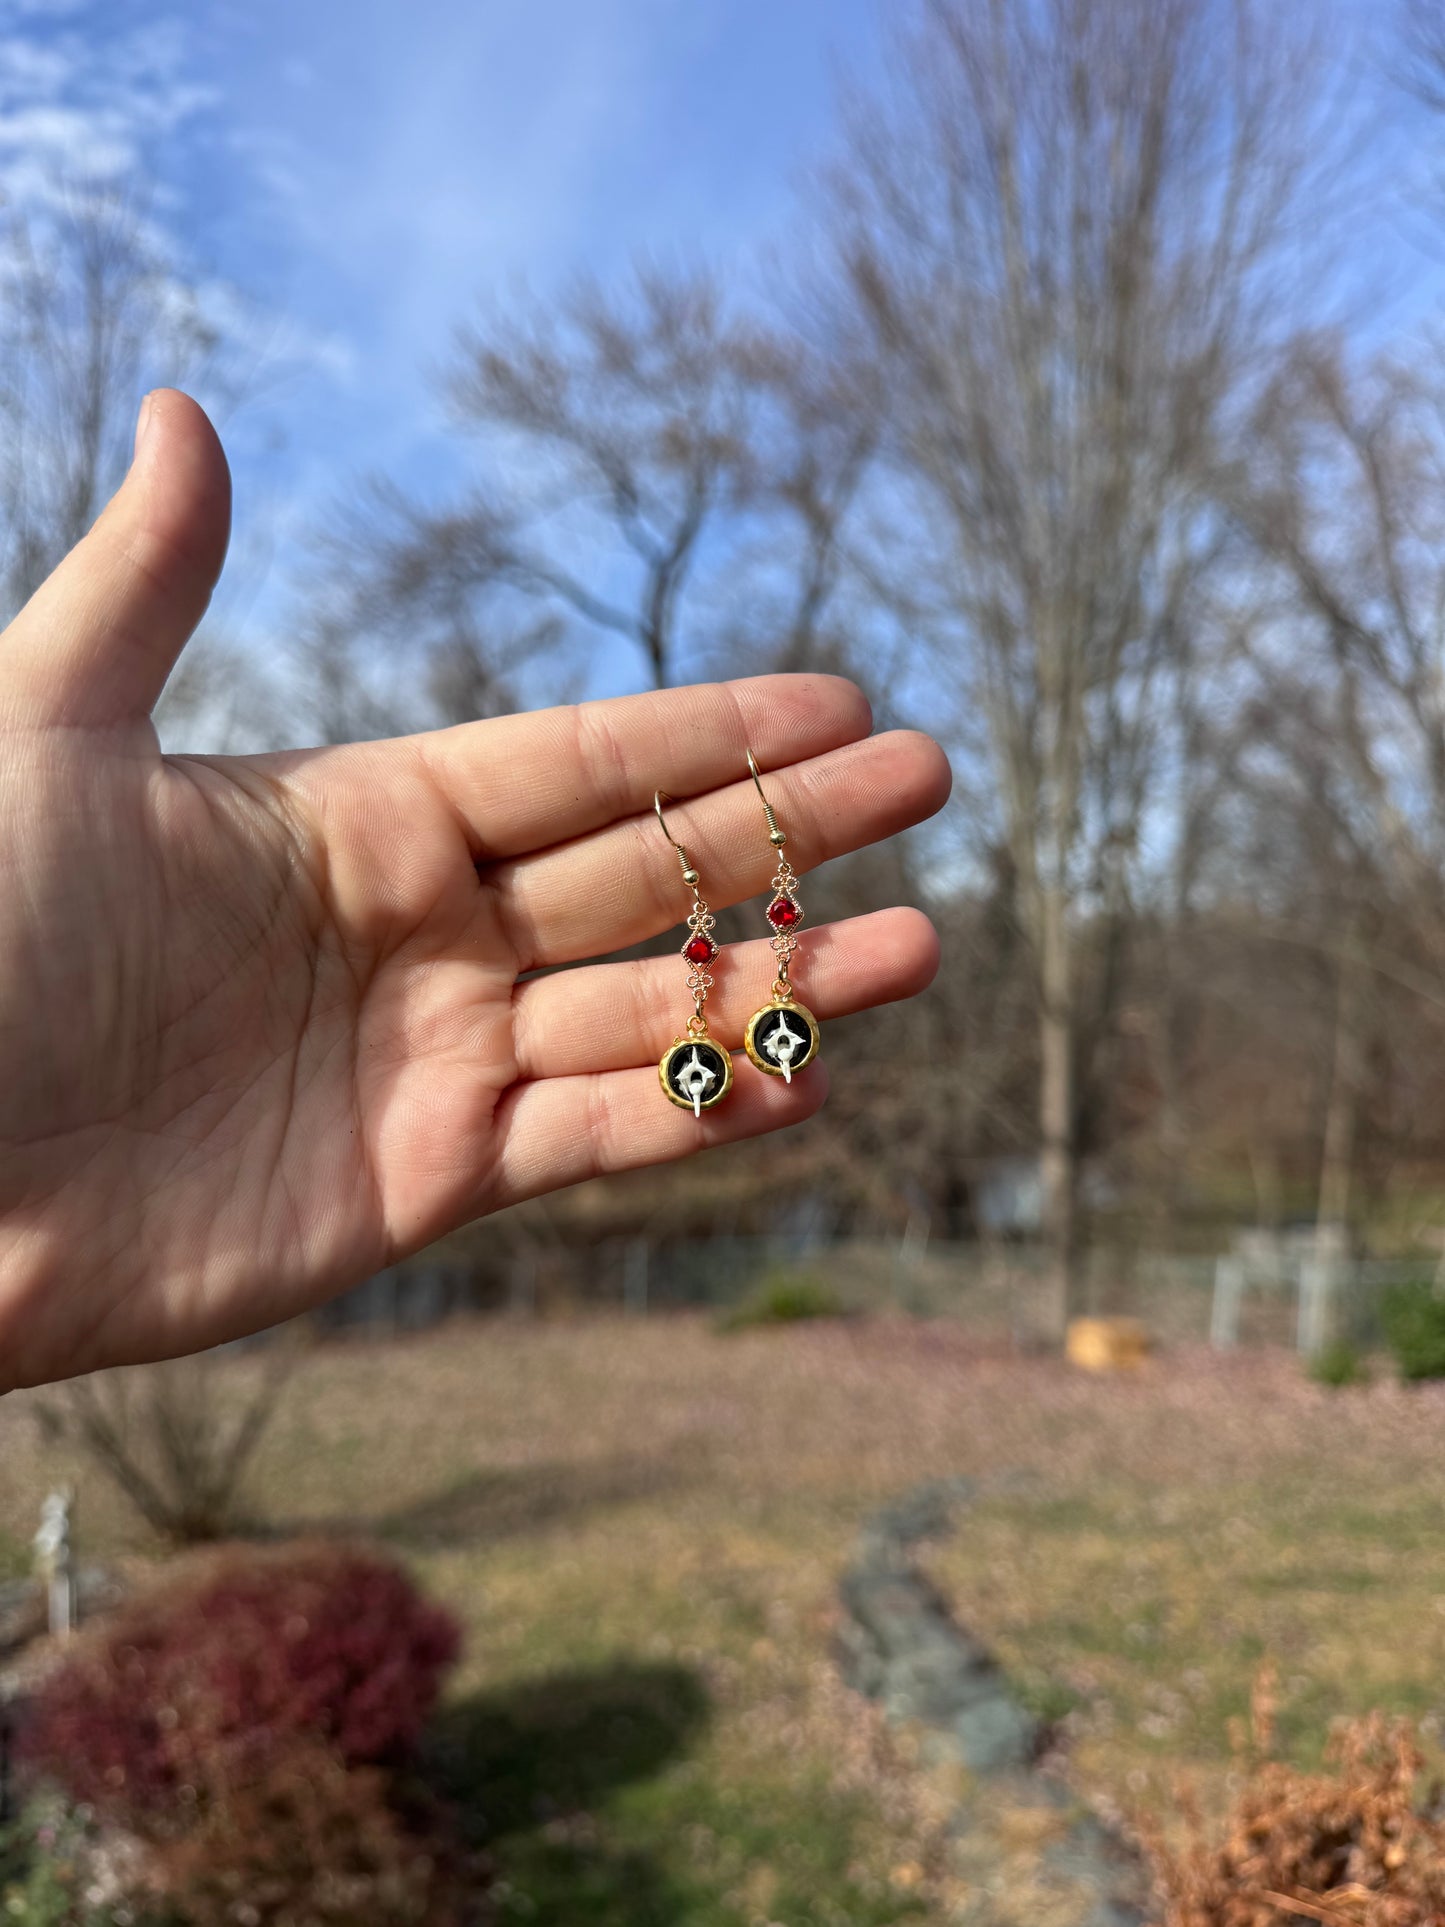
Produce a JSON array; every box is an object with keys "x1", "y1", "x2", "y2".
[{"x1": 0, "y1": 388, "x2": 232, "y2": 729}]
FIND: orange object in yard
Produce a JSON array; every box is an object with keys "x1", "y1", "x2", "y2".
[{"x1": 1065, "y1": 1316, "x2": 1150, "y2": 1373}]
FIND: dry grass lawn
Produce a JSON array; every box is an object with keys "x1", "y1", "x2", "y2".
[{"x1": 3, "y1": 1315, "x2": 1444, "y2": 1923}]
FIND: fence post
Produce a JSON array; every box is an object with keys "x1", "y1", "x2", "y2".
[
  {"x1": 899, "y1": 1211, "x2": 930, "y2": 1267},
  {"x1": 1296, "y1": 1254, "x2": 1335, "y2": 1357},
  {"x1": 1210, "y1": 1256, "x2": 1243, "y2": 1350},
  {"x1": 33, "y1": 1489, "x2": 74, "y2": 1639}
]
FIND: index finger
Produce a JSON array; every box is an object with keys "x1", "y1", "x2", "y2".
[{"x1": 407, "y1": 673, "x2": 872, "y2": 860}]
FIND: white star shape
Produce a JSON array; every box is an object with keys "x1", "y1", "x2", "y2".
[{"x1": 677, "y1": 1046, "x2": 717, "y2": 1117}]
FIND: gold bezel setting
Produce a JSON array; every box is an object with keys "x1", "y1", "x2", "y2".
[
  {"x1": 658, "y1": 1035, "x2": 734, "y2": 1115},
  {"x1": 743, "y1": 998, "x2": 821, "y2": 1080}
]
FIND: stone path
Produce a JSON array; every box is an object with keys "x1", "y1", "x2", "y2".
[{"x1": 836, "y1": 1477, "x2": 1151, "y2": 1926}]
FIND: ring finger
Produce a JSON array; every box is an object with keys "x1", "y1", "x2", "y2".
[
  {"x1": 511, "y1": 907, "x2": 939, "y2": 1079},
  {"x1": 491, "y1": 730, "x2": 951, "y2": 972}
]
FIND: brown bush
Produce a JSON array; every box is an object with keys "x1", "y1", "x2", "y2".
[
  {"x1": 1151, "y1": 1713, "x2": 1445, "y2": 1926},
  {"x1": 145, "y1": 1741, "x2": 467, "y2": 1927}
]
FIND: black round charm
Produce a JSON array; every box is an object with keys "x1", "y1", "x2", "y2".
[
  {"x1": 659, "y1": 1037, "x2": 733, "y2": 1115},
  {"x1": 743, "y1": 999, "x2": 820, "y2": 1082}
]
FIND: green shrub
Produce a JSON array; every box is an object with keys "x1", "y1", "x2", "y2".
[
  {"x1": 0, "y1": 1797, "x2": 154, "y2": 1925},
  {"x1": 717, "y1": 1269, "x2": 845, "y2": 1333},
  {"x1": 1381, "y1": 1280, "x2": 1445, "y2": 1381},
  {"x1": 2, "y1": 1756, "x2": 464, "y2": 1927},
  {"x1": 1309, "y1": 1339, "x2": 1369, "y2": 1389}
]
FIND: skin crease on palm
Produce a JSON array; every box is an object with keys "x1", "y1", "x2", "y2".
[{"x1": 0, "y1": 390, "x2": 951, "y2": 1394}]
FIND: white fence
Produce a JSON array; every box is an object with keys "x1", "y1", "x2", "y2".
[{"x1": 318, "y1": 1234, "x2": 1436, "y2": 1355}]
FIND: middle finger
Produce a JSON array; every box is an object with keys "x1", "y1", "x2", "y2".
[{"x1": 491, "y1": 731, "x2": 951, "y2": 971}]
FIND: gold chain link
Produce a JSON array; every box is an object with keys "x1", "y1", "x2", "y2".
[
  {"x1": 683, "y1": 891, "x2": 716, "y2": 1033},
  {"x1": 768, "y1": 854, "x2": 801, "y2": 997}
]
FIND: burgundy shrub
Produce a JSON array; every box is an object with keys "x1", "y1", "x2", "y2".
[{"x1": 18, "y1": 1541, "x2": 461, "y2": 1823}]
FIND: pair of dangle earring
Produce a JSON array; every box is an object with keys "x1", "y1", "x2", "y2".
[
  {"x1": 740, "y1": 749, "x2": 822, "y2": 1086},
  {"x1": 655, "y1": 752, "x2": 822, "y2": 1116},
  {"x1": 653, "y1": 792, "x2": 734, "y2": 1117}
]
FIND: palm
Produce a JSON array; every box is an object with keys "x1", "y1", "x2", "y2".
[{"x1": 0, "y1": 394, "x2": 947, "y2": 1390}]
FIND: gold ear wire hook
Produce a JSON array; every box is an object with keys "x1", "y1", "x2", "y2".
[
  {"x1": 654, "y1": 790, "x2": 701, "y2": 887},
  {"x1": 746, "y1": 749, "x2": 788, "y2": 848}
]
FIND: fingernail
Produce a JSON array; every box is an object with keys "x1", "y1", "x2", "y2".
[{"x1": 133, "y1": 391, "x2": 156, "y2": 463}]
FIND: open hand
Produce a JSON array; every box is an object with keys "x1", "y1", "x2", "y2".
[{"x1": 0, "y1": 392, "x2": 949, "y2": 1390}]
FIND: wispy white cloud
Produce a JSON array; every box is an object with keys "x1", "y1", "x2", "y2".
[
  {"x1": 0, "y1": 3, "x2": 343, "y2": 369},
  {"x1": 0, "y1": 36, "x2": 70, "y2": 88},
  {"x1": 232, "y1": 0, "x2": 742, "y2": 478},
  {"x1": 0, "y1": 10, "x2": 216, "y2": 206},
  {"x1": 0, "y1": 101, "x2": 137, "y2": 176}
]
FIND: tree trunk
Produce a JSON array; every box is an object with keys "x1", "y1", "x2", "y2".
[
  {"x1": 1038, "y1": 883, "x2": 1080, "y2": 1337},
  {"x1": 1317, "y1": 933, "x2": 1365, "y2": 1249},
  {"x1": 1155, "y1": 970, "x2": 1187, "y2": 1246}
]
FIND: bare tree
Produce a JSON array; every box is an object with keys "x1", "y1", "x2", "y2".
[
  {"x1": 702, "y1": 334, "x2": 882, "y2": 681},
  {"x1": 0, "y1": 183, "x2": 280, "y2": 754},
  {"x1": 300, "y1": 264, "x2": 774, "y2": 734},
  {"x1": 1398, "y1": 0, "x2": 1445, "y2": 115},
  {"x1": 828, "y1": 0, "x2": 1338, "y2": 1324},
  {"x1": 1232, "y1": 342, "x2": 1445, "y2": 1246},
  {"x1": 37, "y1": 1350, "x2": 294, "y2": 1544},
  {"x1": 0, "y1": 187, "x2": 222, "y2": 614},
  {"x1": 445, "y1": 265, "x2": 760, "y2": 690},
  {"x1": 299, "y1": 487, "x2": 571, "y2": 744}
]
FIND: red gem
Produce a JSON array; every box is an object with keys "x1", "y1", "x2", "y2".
[
  {"x1": 766, "y1": 895, "x2": 802, "y2": 929},
  {"x1": 683, "y1": 933, "x2": 717, "y2": 966}
]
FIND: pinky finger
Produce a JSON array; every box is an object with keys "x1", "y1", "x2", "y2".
[{"x1": 491, "y1": 1055, "x2": 830, "y2": 1204}]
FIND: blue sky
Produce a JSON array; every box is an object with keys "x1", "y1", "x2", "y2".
[
  {"x1": 1, "y1": 0, "x2": 1442, "y2": 721},
  {"x1": 0, "y1": 0, "x2": 886, "y2": 674}
]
